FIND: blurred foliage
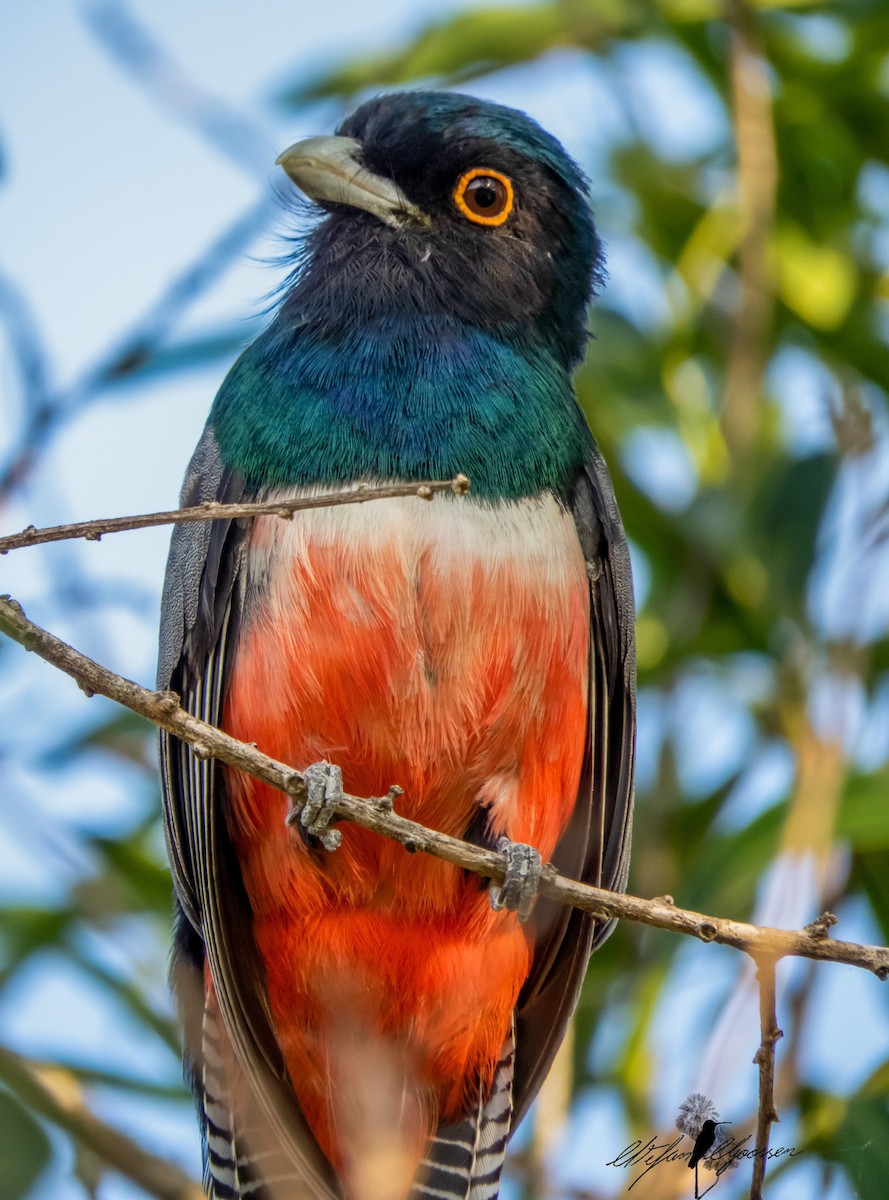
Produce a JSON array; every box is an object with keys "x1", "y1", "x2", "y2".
[
  {"x1": 2, "y1": 1, "x2": 889, "y2": 1198},
  {"x1": 0, "y1": 1090, "x2": 52, "y2": 1200}
]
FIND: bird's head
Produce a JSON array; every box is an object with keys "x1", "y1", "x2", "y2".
[{"x1": 277, "y1": 91, "x2": 605, "y2": 367}]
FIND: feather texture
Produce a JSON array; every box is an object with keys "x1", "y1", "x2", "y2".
[
  {"x1": 413, "y1": 1021, "x2": 515, "y2": 1200},
  {"x1": 158, "y1": 89, "x2": 635, "y2": 1200},
  {"x1": 222, "y1": 489, "x2": 589, "y2": 1181}
]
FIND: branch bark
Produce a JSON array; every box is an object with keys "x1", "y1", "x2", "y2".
[
  {"x1": 750, "y1": 957, "x2": 782, "y2": 1199},
  {"x1": 1, "y1": 591, "x2": 887, "y2": 980},
  {"x1": 0, "y1": 475, "x2": 471, "y2": 554}
]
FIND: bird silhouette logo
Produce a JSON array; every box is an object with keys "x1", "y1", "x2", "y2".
[{"x1": 676, "y1": 1094, "x2": 732, "y2": 1198}]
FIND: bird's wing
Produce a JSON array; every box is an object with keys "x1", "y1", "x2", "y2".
[
  {"x1": 158, "y1": 426, "x2": 339, "y2": 1200},
  {"x1": 512, "y1": 448, "x2": 636, "y2": 1126}
]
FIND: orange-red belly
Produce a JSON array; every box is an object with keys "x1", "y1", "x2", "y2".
[{"x1": 222, "y1": 491, "x2": 589, "y2": 1179}]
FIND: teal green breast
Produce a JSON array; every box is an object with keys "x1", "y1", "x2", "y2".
[{"x1": 210, "y1": 314, "x2": 593, "y2": 501}]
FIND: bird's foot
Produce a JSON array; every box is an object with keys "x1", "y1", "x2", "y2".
[
  {"x1": 287, "y1": 761, "x2": 343, "y2": 851},
  {"x1": 490, "y1": 837, "x2": 541, "y2": 922}
]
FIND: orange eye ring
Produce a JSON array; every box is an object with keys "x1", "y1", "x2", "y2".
[{"x1": 453, "y1": 167, "x2": 514, "y2": 227}]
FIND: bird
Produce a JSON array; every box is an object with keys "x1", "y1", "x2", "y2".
[
  {"x1": 688, "y1": 1119, "x2": 730, "y2": 1198},
  {"x1": 158, "y1": 89, "x2": 636, "y2": 1200},
  {"x1": 688, "y1": 1119, "x2": 728, "y2": 1169}
]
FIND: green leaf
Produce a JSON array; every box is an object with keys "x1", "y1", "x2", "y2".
[
  {"x1": 0, "y1": 1088, "x2": 52, "y2": 1200},
  {"x1": 0, "y1": 909, "x2": 73, "y2": 990},
  {"x1": 749, "y1": 453, "x2": 837, "y2": 613},
  {"x1": 679, "y1": 798, "x2": 785, "y2": 916},
  {"x1": 838, "y1": 771, "x2": 889, "y2": 851},
  {"x1": 773, "y1": 223, "x2": 858, "y2": 330},
  {"x1": 279, "y1": 3, "x2": 639, "y2": 103},
  {"x1": 851, "y1": 850, "x2": 889, "y2": 942},
  {"x1": 819, "y1": 1094, "x2": 889, "y2": 1200},
  {"x1": 75, "y1": 832, "x2": 172, "y2": 920},
  {"x1": 43, "y1": 710, "x2": 156, "y2": 773}
]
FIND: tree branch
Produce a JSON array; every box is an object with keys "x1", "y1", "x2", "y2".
[
  {"x1": 0, "y1": 475, "x2": 472, "y2": 554},
  {"x1": 0, "y1": 267, "x2": 55, "y2": 499},
  {"x1": 1, "y1": 592, "x2": 887, "y2": 980},
  {"x1": 0, "y1": 1042, "x2": 202, "y2": 1200},
  {"x1": 750, "y1": 957, "x2": 782, "y2": 1199}
]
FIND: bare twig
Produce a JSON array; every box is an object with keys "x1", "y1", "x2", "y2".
[
  {"x1": 0, "y1": 268, "x2": 55, "y2": 498},
  {"x1": 751, "y1": 957, "x2": 782, "y2": 1199},
  {"x1": 0, "y1": 269, "x2": 52, "y2": 415},
  {"x1": 0, "y1": 1042, "x2": 202, "y2": 1200},
  {"x1": 1, "y1": 592, "x2": 887, "y2": 980},
  {"x1": 30, "y1": 1058, "x2": 190, "y2": 1102},
  {"x1": 0, "y1": 475, "x2": 472, "y2": 555}
]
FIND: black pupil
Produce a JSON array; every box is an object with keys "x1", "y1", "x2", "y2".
[{"x1": 473, "y1": 184, "x2": 497, "y2": 208}]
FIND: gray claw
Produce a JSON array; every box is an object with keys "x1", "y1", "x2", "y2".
[
  {"x1": 490, "y1": 837, "x2": 541, "y2": 922},
  {"x1": 298, "y1": 761, "x2": 343, "y2": 851}
]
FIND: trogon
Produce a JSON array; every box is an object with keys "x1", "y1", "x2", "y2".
[{"x1": 158, "y1": 90, "x2": 636, "y2": 1200}]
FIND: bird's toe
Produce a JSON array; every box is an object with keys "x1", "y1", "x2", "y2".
[
  {"x1": 490, "y1": 837, "x2": 542, "y2": 922},
  {"x1": 288, "y1": 760, "x2": 343, "y2": 851}
]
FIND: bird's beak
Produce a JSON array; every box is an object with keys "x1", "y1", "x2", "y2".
[{"x1": 276, "y1": 136, "x2": 427, "y2": 228}]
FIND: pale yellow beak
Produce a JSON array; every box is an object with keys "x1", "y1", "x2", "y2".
[{"x1": 276, "y1": 135, "x2": 427, "y2": 228}]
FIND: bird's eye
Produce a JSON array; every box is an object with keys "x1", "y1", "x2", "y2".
[{"x1": 453, "y1": 168, "x2": 514, "y2": 227}]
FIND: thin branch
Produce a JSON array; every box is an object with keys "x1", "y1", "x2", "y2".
[
  {"x1": 0, "y1": 267, "x2": 55, "y2": 498},
  {"x1": 0, "y1": 1042, "x2": 202, "y2": 1200},
  {"x1": 1, "y1": 593, "x2": 887, "y2": 980},
  {"x1": 0, "y1": 269, "x2": 53, "y2": 413},
  {"x1": 750, "y1": 957, "x2": 782, "y2": 1199},
  {"x1": 30, "y1": 1057, "x2": 190, "y2": 1102},
  {"x1": 0, "y1": 475, "x2": 472, "y2": 554}
]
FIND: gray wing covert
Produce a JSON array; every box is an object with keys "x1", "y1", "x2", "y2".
[
  {"x1": 157, "y1": 425, "x2": 338, "y2": 1199},
  {"x1": 158, "y1": 424, "x2": 246, "y2": 931},
  {"x1": 512, "y1": 449, "x2": 636, "y2": 1126}
]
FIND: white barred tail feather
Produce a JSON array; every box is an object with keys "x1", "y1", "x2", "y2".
[{"x1": 412, "y1": 1022, "x2": 515, "y2": 1200}]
